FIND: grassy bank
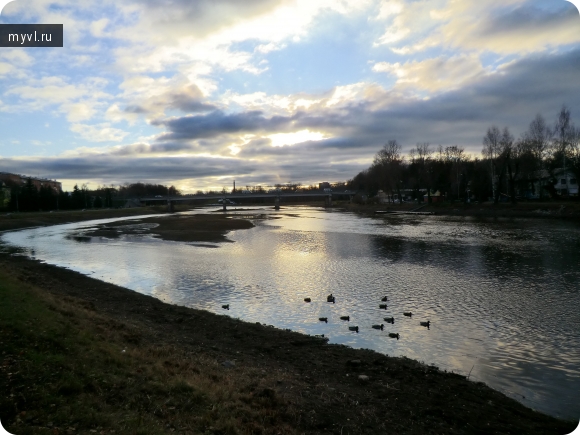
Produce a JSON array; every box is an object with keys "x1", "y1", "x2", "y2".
[{"x1": 0, "y1": 259, "x2": 299, "y2": 435}]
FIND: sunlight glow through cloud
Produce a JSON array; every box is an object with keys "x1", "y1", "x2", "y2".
[{"x1": 268, "y1": 130, "x2": 328, "y2": 147}]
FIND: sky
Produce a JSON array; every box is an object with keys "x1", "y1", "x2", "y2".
[{"x1": 0, "y1": 0, "x2": 579, "y2": 192}]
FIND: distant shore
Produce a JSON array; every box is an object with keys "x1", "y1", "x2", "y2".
[
  {"x1": 339, "y1": 200, "x2": 580, "y2": 219},
  {"x1": 2, "y1": 199, "x2": 578, "y2": 236},
  {"x1": 0, "y1": 206, "x2": 576, "y2": 434}
]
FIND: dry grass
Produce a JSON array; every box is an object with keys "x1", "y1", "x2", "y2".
[{"x1": 0, "y1": 270, "x2": 298, "y2": 435}]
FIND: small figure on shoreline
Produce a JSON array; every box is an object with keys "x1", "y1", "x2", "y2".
[{"x1": 327, "y1": 294, "x2": 335, "y2": 303}]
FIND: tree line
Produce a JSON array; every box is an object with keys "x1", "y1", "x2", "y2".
[
  {"x1": 2, "y1": 182, "x2": 181, "y2": 212},
  {"x1": 347, "y1": 106, "x2": 580, "y2": 203}
]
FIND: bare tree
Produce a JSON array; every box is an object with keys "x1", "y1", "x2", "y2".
[
  {"x1": 373, "y1": 140, "x2": 404, "y2": 203},
  {"x1": 566, "y1": 125, "x2": 580, "y2": 200},
  {"x1": 500, "y1": 127, "x2": 522, "y2": 204},
  {"x1": 522, "y1": 114, "x2": 552, "y2": 198},
  {"x1": 552, "y1": 105, "x2": 575, "y2": 195},
  {"x1": 483, "y1": 126, "x2": 503, "y2": 203},
  {"x1": 410, "y1": 143, "x2": 433, "y2": 202}
]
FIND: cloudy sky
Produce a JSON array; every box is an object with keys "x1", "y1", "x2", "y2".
[{"x1": 0, "y1": 0, "x2": 579, "y2": 191}]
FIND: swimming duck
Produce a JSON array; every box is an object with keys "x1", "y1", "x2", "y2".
[
  {"x1": 381, "y1": 296, "x2": 388, "y2": 302},
  {"x1": 222, "y1": 304, "x2": 229, "y2": 310},
  {"x1": 403, "y1": 312, "x2": 413, "y2": 317},
  {"x1": 348, "y1": 326, "x2": 359, "y2": 333},
  {"x1": 383, "y1": 317, "x2": 394, "y2": 324},
  {"x1": 319, "y1": 317, "x2": 328, "y2": 323},
  {"x1": 388, "y1": 333, "x2": 400, "y2": 340},
  {"x1": 304, "y1": 298, "x2": 312, "y2": 303},
  {"x1": 340, "y1": 316, "x2": 350, "y2": 321},
  {"x1": 327, "y1": 294, "x2": 336, "y2": 303},
  {"x1": 420, "y1": 321, "x2": 430, "y2": 328},
  {"x1": 372, "y1": 324, "x2": 384, "y2": 330},
  {"x1": 379, "y1": 304, "x2": 387, "y2": 309}
]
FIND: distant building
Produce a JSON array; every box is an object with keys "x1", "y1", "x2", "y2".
[
  {"x1": 0, "y1": 172, "x2": 62, "y2": 193},
  {"x1": 423, "y1": 190, "x2": 444, "y2": 203},
  {"x1": 519, "y1": 168, "x2": 578, "y2": 198},
  {"x1": 553, "y1": 169, "x2": 578, "y2": 196},
  {"x1": 377, "y1": 190, "x2": 388, "y2": 204}
]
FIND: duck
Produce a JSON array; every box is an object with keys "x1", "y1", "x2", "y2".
[
  {"x1": 379, "y1": 304, "x2": 387, "y2": 309},
  {"x1": 327, "y1": 294, "x2": 336, "y2": 303},
  {"x1": 372, "y1": 324, "x2": 384, "y2": 330},
  {"x1": 304, "y1": 298, "x2": 312, "y2": 303},
  {"x1": 403, "y1": 312, "x2": 413, "y2": 317},
  {"x1": 381, "y1": 296, "x2": 388, "y2": 302},
  {"x1": 340, "y1": 316, "x2": 350, "y2": 321},
  {"x1": 383, "y1": 317, "x2": 394, "y2": 324},
  {"x1": 388, "y1": 333, "x2": 400, "y2": 340},
  {"x1": 222, "y1": 304, "x2": 229, "y2": 310},
  {"x1": 348, "y1": 326, "x2": 359, "y2": 333},
  {"x1": 319, "y1": 317, "x2": 328, "y2": 323},
  {"x1": 420, "y1": 321, "x2": 430, "y2": 328}
]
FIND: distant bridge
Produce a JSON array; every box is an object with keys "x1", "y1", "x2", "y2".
[{"x1": 138, "y1": 191, "x2": 356, "y2": 212}]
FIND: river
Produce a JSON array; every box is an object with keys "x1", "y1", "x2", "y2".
[{"x1": 1, "y1": 206, "x2": 579, "y2": 420}]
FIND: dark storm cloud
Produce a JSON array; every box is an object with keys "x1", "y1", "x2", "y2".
[
  {"x1": 154, "y1": 110, "x2": 296, "y2": 140},
  {"x1": 169, "y1": 97, "x2": 217, "y2": 113},
  {"x1": 478, "y1": 3, "x2": 577, "y2": 37},
  {"x1": 0, "y1": 155, "x2": 257, "y2": 184},
  {"x1": 167, "y1": 84, "x2": 218, "y2": 113}
]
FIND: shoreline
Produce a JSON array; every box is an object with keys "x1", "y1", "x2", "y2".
[
  {"x1": 337, "y1": 200, "x2": 580, "y2": 220},
  {"x1": 0, "y1": 208, "x2": 577, "y2": 434}
]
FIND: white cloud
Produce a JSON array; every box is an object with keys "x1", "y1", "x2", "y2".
[
  {"x1": 373, "y1": 55, "x2": 488, "y2": 93},
  {"x1": 268, "y1": 129, "x2": 329, "y2": 147},
  {"x1": 90, "y1": 18, "x2": 110, "y2": 37},
  {"x1": 375, "y1": 0, "x2": 404, "y2": 20},
  {"x1": 70, "y1": 123, "x2": 129, "y2": 142}
]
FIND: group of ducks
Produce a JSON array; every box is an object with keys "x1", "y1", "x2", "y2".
[
  {"x1": 305, "y1": 294, "x2": 431, "y2": 340},
  {"x1": 221, "y1": 293, "x2": 431, "y2": 341}
]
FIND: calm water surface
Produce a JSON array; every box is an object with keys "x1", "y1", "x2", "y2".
[{"x1": 2, "y1": 206, "x2": 579, "y2": 420}]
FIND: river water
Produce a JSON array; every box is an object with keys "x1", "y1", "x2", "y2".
[{"x1": 2, "y1": 206, "x2": 579, "y2": 420}]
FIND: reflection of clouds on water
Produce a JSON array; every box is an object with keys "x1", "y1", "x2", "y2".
[{"x1": 1, "y1": 206, "x2": 579, "y2": 420}]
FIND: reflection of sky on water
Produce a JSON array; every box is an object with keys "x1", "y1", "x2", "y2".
[{"x1": 1, "y1": 206, "x2": 579, "y2": 420}]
